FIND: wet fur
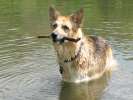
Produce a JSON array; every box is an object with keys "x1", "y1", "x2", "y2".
[{"x1": 49, "y1": 6, "x2": 116, "y2": 83}]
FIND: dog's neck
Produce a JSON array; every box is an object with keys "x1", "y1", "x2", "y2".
[
  {"x1": 57, "y1": 29, "x2": 84, "y2": 63},
  {"x1": 64, "y1": 41, "x2": 83, "y2": 63}
]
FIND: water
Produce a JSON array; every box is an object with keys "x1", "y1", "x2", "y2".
[{"x1": 0, "y1": 0, "x2": 133, "y2": 100}]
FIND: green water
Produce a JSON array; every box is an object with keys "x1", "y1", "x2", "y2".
[{"x1": 0, "y1": 0, "x2": 133, "y2": 100}]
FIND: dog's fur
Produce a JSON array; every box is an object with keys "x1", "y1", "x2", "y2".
[{"x1": 49, "y1": 6, "x2": 117, "y2": 83}]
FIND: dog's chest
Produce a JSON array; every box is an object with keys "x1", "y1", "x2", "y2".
[
  {"x1": 60, "y1": 61, "x2": 91, "y2": 83},
  {"x1": 61, "y1": 62, "x2": 77, "y2": 79},
  {"x1": 59, "y1": 57, "x2": 89, "y2": 82}
]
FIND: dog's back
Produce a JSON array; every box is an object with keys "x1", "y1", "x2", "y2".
[{"x1": 87, "y1": 36, "x2": 116, "y2": 77}]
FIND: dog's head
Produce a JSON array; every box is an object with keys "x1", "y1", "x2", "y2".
[{"x1": 49, "y1": 6, "x2": 84, "y2": 44}]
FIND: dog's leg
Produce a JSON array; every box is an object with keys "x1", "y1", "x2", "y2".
[{"x1": 59, "y1": 66, "x2": 63, "y2": 74}]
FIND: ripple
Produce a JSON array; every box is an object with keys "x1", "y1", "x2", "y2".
[
  {"x1": 7, "y1": 28, "x2": 18, "y2": 31},
  {"x1": 125, "y1": 57, "x2": 133, "y2": 61}
]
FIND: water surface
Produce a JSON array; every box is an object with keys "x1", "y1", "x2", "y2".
[{"x1": 0, "y1": 0, "x2": 133, "y2": 100}]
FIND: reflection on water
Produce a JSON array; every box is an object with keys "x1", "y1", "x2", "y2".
[
  {"x1": 0, "y1": 0, "x2": 133, "y2": 100},
  {"x1": 60, "y1": 72, "x2": 111, "y2": 100}
]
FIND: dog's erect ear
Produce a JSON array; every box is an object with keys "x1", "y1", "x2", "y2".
[
  {"x1": 70, "y1": 8, "x2": 84, "y2": 27},
  {"x1": 49, "y1": 6, "x2": 60, "y2": 21}
]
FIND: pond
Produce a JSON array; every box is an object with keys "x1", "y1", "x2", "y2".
[{"x1": 0, "y1": 0, "x2": 133, "y2": 100}]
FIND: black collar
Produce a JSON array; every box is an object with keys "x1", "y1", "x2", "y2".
[{"x1": 64, "y1": 41, "x2": 83, "y2": 63}]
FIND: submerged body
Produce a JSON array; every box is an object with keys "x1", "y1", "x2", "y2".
[{"x1": 49, "y1": 6, "x2": 116, "y2": 83}]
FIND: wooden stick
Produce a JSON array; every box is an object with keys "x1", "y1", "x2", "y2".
[
  {"x1": 37, "y1": 35, "x2": 50, "y2": 38},
  {"x1": 63, "y1": 37, "x2": 81, "y2": 42},
  {"x1": 37, "y1": 35, "x2": 81, "y2": 42}
]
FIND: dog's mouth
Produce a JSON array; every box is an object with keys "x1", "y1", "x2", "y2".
[
  {"x1": 52, "y1": 36, "x2": 81, "y2": 44},
  {"x1": 37, "y1": 34, "x2": 81, "y2": 44},
  {"x1": 52, "y1": 37, "x2": 65, "y2": 44},
  {"x1": 51, "y1": 33, "x2": 81, "y2": 44}
]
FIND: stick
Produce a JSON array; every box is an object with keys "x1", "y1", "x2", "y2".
[
  {"x1": 37, "y1": 35, "x2": 80, "y2": 42},
  {"x1": 63, "y1": 37, "x2": 81, "y2": 42},
  {"x1": 37, "y1": 35, "x2": 50, "y2": 38}
]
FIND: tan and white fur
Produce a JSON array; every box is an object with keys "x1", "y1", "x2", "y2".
[{"x1": 49, "y1": 6, "x2": 117, "y2": 83}]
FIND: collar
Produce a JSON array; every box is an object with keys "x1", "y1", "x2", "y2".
[{"x1": 64, "y1": 41, "x2": 83, "y2": 63}]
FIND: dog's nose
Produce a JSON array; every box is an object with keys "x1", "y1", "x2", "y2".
[
  {"x1": 51, "y1": 32, "x2": 57, "y2": 39},
  {"x1": 51, "y1": 32, "x2": 57, "y2": 42}
]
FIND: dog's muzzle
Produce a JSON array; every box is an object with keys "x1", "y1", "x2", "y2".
[
  {"x1": 51, "y1": 32, "x2": 65, "y2": 44},
  {"x1": 51, "y1": 32, "x2": 81, "y2": 44}
]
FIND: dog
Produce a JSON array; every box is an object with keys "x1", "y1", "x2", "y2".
[{"x1": 49, "y1": 6, "x2": 117, "y2": 83}]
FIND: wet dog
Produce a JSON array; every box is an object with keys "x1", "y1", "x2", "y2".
[{"x1": 49, "y1": 6, "x2": 117, "y2": 83}]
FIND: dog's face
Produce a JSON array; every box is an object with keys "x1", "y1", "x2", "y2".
[{"x1": 49, "y1": 6, "x2": 84, "y2": 44}]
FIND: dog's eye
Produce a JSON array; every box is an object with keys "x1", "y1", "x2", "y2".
[
  {"x1": 52, "y1": 23, "x2": 57, "y2": 29},
  {"x1": 62, "y1": 25, "x2": 69, "y2": 31}
]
